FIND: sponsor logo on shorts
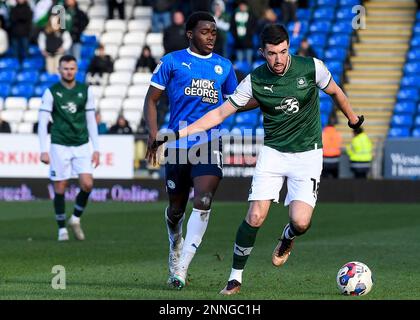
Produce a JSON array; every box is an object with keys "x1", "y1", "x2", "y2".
[{"x1": 167, "y1": 180, "x2": 176, "y2": 189}]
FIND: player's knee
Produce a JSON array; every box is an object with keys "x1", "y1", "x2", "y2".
[
  {"x1": 167, "y1": 206, "x2": 185, "y2": 222},
  {"x1": 247, "y1": 212, "x2": 265, "y2": 227},
  {"x1": 291, "y1": 220, "x2": 311, "y2": 235},
  {"x1": 81, "y1": 181, "x2": 93, "y2": 192},
  {"x1": 193, "y1": 192, "x2": 213, "y2": 211}
]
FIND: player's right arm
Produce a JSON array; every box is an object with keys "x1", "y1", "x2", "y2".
[
  {"x1": 143, "y1": 85, "x2": 164, "y2": 166},
  {"x1": 38, "y1": 89, "x2": 53, "y2": 165}
]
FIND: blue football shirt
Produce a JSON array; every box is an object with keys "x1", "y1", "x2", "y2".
[{"x1": 151, "y1": 48, "x2": 238, "y2": 148}]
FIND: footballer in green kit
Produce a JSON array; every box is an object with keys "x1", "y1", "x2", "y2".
[
  {"x1": 38, "y1": 55, "x2": 100, "y2": 241},
  {"x1": 175, "y1": 24, "x2": 364, "y2": 295}
]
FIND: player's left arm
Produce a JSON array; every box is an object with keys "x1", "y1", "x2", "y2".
[
  {"x1": 314, "y1": 58, "x2": 363, "y2": 129},
  {"x1": 86, "y1": 87, "x2": 100, "y2": 168}
]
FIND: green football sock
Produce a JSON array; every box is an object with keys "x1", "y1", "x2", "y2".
[{"x1": 232, "y1": 220, "x2": 259, "y2": 270}]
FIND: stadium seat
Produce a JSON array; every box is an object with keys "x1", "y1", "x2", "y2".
[
  {"x1": 133, "y1": 6, "x2": 153, "y2": 19},
  {"x1": 0, "y1": 70, "x2": 17, "y2": 83},
  {"x1": 123, "y1": 32, "x2": 147, "y2": 46},
  {"x1": 410, "y1": 36, "x2": 420, "y2": 47},
  {"x1": 404, "y1": 62, "x2": 420, "y2": 74},
  {"x1": 104, "y1": 44, "x2": 119, "y2": 59},
  {"x1": 414, "y1": 22, "x2": 420, "y2": 34},
  {"x1": 414, "y1": 115, "x2": 420, "y2": 127},
  {"x1": 339, "y1": 0, "x2": 360, "y2": 5},
  {"x1": 391, "y1": 114, "x2": 413, "y2": 127},
  {"x1": 328, "y1": 34, "x2": 350, "y2": 47},
  {"x1": 146, "y1": 33, "x2": 163, "y2": 46},
  {"x1": 127, "y1": 85, "x2": 148, "y2": 98},
  {"x1": 109, "y1": 72, "x2": 133, "y2": 85},
  {"x1": 105, "y1": 19, "x2": 127, "y2": 33},
  {"x1": 221, "y1": 114, "x2": 235, "y2": 130},
  {"x1": 28, "y1": 45, "x2": 42, "y2": 57},
  {"x1": 307, "y1": 33, "x2": 328, "y2": 48},
  {"x1": 16, "y1": 71, "x2": 39, "y2": 84},
  {"x1": 101, "y1": 31, "x2": 124, "y2": 46},
  {"x1": 331, "y1": 21, "x2": 353, "y2": 34},
  {"x1": 123, "y1": 98, "x2": 144, "y2": 111},
  {"x1": 324, "y1": 47, "x2": 348, "y2": 61},
  {"x1": 88, "y1": 5, "x2": 107, "y2": 19},
  {"x1": 128, "y1": 19, "x2": 152, "y2": 32},
  {"x1": 394, "y1": 101, "x2": 416, "y2": 115},
  {"x1": 397, "y1": 88, "x2": 419, "y2": 101},
  {"x1": 28, "y1": 97, "x2": 42, "y2": 109},
  {"x1": 17, "y1": 122, "x2": 33, "y2": 134},
  {"x1": 296, "y1": 8, "x2": 312, "y2": 20},
  {"x1": 132, "y1": 73, "x2": 152, "y2": 85},
  {"x1": 76, "y1": 72, "x2": 86, "y2": 83},
  {"x1": 123, "y1": 109, "x2": 142, "y2": 125},
  {"x1": 118, "y1": 45, "x2": 142, "y2": 59},
  {"x1": 320, "y1": 113, "x2": 329, "y2": 127},
  {"x1": 100, "y1": 110, "x2": 119, "y2": 125},
  {"x1": 388, "y1": 127, "x2": 410, "y2": 138},
  {"x1": 99, "y1": 97, "x2": 123, "y2": 110},
  {"x1": 90, "y1": 85, "x2": 104, "y2": 100},
  {"x1": 234, "y1": 61, "x2": 252, "y2": 74},
  {"x1": 0, "y1": 109, "x2": 24, "y2": 123},
  {"x1": 320, "y1": 99, "x2": 333, "y2": 113},
  {"x1": 325, "y1": 60, "x2": 344, "y2": 74},
  {"x1": 103, "y1": 85, "x2": 128, "y2": 98},
  {"x1": 0, "y1": 57, "x2": 19, "y2": 70},
  {"x1": 4, "y1": 97, "x2": 27, "y2": 110},
  {"x1": 336, "y1": 6, "x2": 354, "y2": 20},
  {"x1": 11, "y1": 84, "x2": 34, "y2": 98},
  {"x1": 412, "y1": 127, "x2": 420, "y2": 137},
  {"x1": 407, "y1": 48, "x2": 420, "y2": 61},
  {"x1": 23, "y1": 109, "x2": 39, "y2": 123},
  {"x1": 313, "y1": 8, "x2": 336, "y2": 20},
  {"x1": 85, "y1": 18, "x2": 105, "y2": 34},
  {"x1": 114, "y1": 58, "x2": 137, "y2": 72},
  {"x1": 21, "y1": 58, "x2": 44, "y2": 70},
  {"x1": 39, "y1": 72, "x2": 59, "y2": 84},
  {"x1": 309, "y1": 21, "x2": 331, "y2": 33},
  {"x1": 401, "y1": 75, "x2": 420, "y2": 87},
  {"x1": 34, "y1": 84, "x2": 50, "y2": 97},
  {"x1": 234, "y1": 112, "x2": 259, "y2": 126}
]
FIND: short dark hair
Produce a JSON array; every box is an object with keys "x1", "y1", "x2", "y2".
[
  {"x1": 185, "y1": 11, "x2": 216, "y2": 31},
  {"x1": 59, "y1": 55, "x2": 77, "y2": 64},
  {"x1": 260, "y1": 23, "x2": 289, "y2": 47}
]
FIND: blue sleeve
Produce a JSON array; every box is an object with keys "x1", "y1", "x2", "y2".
[
  {"x1": 221, "y1": 63, "x2": 238, "y2": 98},
  {"x1": 150, "y1": 54, "x2": 173, "y2": 90}
]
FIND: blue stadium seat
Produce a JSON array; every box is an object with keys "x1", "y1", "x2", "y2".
[
  {"x1": 325, "y1": 60, "x2": 344, "y2": 74},
  {"x1": 0, "y1": 57, "x2": 20, "y2": 70},
  {"x1": 339, "y1": 0, "x2": 360, "y2": 5},
  {"x1": 307, "y1": 33, "x2": 328, "y2": 48},
  {"x1": 328, "y1": 34, "x2": 350, "y2": 47},
  {"x1": 11, "y1": 84, "x2": 34, "y2": 98},
  {"x1": 0, "y1": 84, "x2": 11, "y2": 98},
  {"x1": 401, "y1": 75, "x2": 420, "y2": 87},
  {"x1": 234, "y1": 61, "x2": 252, "y2": 74},
  {"x1": 320, "y1": 99, "x2": 333, "y2": 113},
  {"x1": 391, "y1": 114, "x2": 413, "y2": 127},
  {"x1": 287, "y1": 21, "x2": 309, "y2": 36},
  {"x1": 39, "y1": 72, "x2": 60, "y2": 83},
  {"x1": 412, "y1": 127, "x2": 420, "y2": 137},
  {"x1": 324, "y1": 47, "x2": 348, "y2": 61},
  {"x1": 311, "y1": 46, "x2": 325, "y2": 59},
  {"x1": 235, "y1": 112, "x2": 259, "y2": 126},
  {"x1": 0, "y1": 70, "x2": 17, "y2": 83},
  {"x1": 320, "y1": 113, "x2": 329, "y2": 127},
  {"x1": 410, "y1": 36, "x2": 420, "y2": 47},
  {"x1": 404, "y1": 62, "x2": 420, "y2": 74},
  {"x1": 414, "y1": 115, "x2": 420, "y2": 127},
  {"x1": 397, "y1": 88, "x2": 419, "y2": 101},
  {"x1": 221, "y1": 115, "x2": 235, "y2": 130},
  {"x1": 16, "y1": 70, "x2": 39, "y2": 84},
  {"x1": 21, "y1": 58, "x2": 45, "y2": 70},
  {"x1": 336, "y1": 6, "x2": 354, "y2": 20},
  {"x1": 252, "y1": 60, "x2": 265, "y2": 70},
  {"x1": 416, "y1": 11, "x2": 420, "y2": 21},
  {"x1": 394, "y1": 101, "x2": 416, "y2": 114},
  {"x1": 290, "y1": 35, "x2": 303, "y2": 48},
  {"x1": 296, "y1": 9, "x2": 312, "y2": 21},
  {"x1": 317, "y1": 0, "x2": 338, "y2": 6},
  {"x1": 28, "y1": 45, "x2": 42, "y2": 57},
  {"x1": 414, "y1": 22, "x2": 420, "y2": 34},
  {"x1": 34, "y1": 84, "x2": 50, "y2": 97},
  {"x1": 313, "y1": 7, "x2": 336, "y2": 20},
  {"x1": 309, "y1": 21, "x2": 331, "y2": 33},
  {"x1": 331, "y1": 22, "x2": 353, "y2": 34},
  {"x1": 388, "y1": 127, "x2": 410, "y2": 138},
  {"x1": 76, "y1": 72, "x2": 86, "y2": 83},
  {"x1": 407, "y1": 48, "x2": 420, "y2": 61}
]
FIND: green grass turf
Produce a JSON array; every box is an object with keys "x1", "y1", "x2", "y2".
[{"x1": 0, "y1": 200, "x2": 419, "y2": 300}]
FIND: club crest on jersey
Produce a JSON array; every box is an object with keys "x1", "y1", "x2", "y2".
[
  {"x1": 275, "y1": 97, "x2": 300, "y2": 115},
  {"x1": 296, "y1": 77, "x2": 308, "y2": 88},
  {"x1": 214, "y1": 65, "x2": 223, "y2": 75},
  {"x1": 153, "y1": 61, "x2": 163, "y2": 74}
]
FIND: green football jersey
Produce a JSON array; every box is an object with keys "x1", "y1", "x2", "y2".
[
  {"x1": 229, "y1": 55, "x2": 332, "y2": 153},
  {"x1": 46, "y1": 82, "x2": 92, "y2": 146}
]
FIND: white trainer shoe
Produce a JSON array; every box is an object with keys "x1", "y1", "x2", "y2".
[
  {"x1": 68, "y1": 216, "x2": 85, "y2": 241},
  {"x1": 58, "y1": 228, "x2": 69, "y2": 241},
  {"x1": 167, "y1": 237, "x2": 184, "y2": 284}
]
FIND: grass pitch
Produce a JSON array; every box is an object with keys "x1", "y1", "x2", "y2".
[{"x1": 0, "y1": 200, "x2": 419, "y2": 300}]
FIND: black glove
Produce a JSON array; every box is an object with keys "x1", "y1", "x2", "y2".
[{"x1": 348, "y1": 115, "x2": 364, "y2": 129}]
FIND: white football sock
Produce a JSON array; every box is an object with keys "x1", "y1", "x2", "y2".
[
  {"x1": 165, "y1": 207, "x2": 184, "y2": 245},
  {"x1": 178, "y1": 208, "x2": 211, "y2": 275},
  {"x1": 228, "y1": 268, "x2": 243, "y2": 283}
]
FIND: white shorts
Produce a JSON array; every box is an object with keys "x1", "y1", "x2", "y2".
[
  {"x1": 248, "y1": 146, "x2": 323, "y2": 208},
  {"x1": 49, "y1": 143, "x2": 93, "y2": 181}
]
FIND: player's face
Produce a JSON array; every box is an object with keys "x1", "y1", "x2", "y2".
[
  {"x1": 188, "y1": 21, "x2": 217, "y2": 55},
  {"x1": 58, "y1": 60, "x2": 78, "y2": 83},
  {"x1": 261, "y1": 41, "x2": 290, "y2": 75}
]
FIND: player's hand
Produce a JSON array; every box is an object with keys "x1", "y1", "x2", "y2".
[
  {"x1": 92, "y1": 151, "x2": 100, "y2": 168},
  {"x1": 146, "y1": 135, "x2": 159, "y2": 167},
  {"x1": 40, "y1": 152, "x2": 50, "y2": 165},
  {"x1": 348, "y1": 115, "x2": 364, "y2": 129}
]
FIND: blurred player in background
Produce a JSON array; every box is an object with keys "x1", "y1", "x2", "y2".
[
  {"x1": 38, "y1": 55, "x2": 100, "y2": 241},
  {"x1": 144, "y1": 11, "x2": 240, "y2": 289},
  {"x1": 175, "y1": 24, "x2": 364, "y2": 295}
]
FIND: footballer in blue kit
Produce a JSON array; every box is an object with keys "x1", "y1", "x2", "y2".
[{"x1": 143, "y1": 12, "x2": 238, "y2": 290}]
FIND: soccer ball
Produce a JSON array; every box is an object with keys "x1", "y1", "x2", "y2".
[{"x1": 336, "y1": 261, "x2": 373, "y2": 296}]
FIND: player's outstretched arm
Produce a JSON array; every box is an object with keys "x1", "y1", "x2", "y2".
[
  {"x1": 178, "y1": 99, "x2": 238, "y2": 139},
  {"x1": 323, "y1": 79, "x2": 364, "y2": 129}
]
